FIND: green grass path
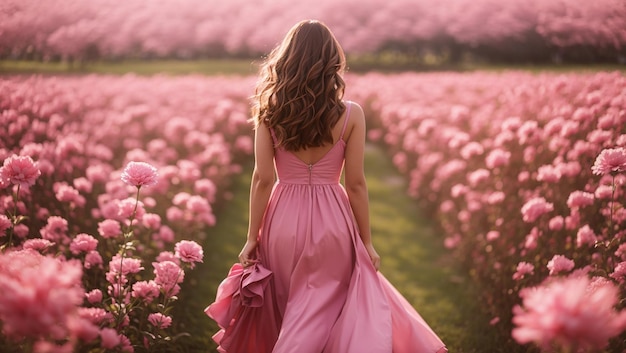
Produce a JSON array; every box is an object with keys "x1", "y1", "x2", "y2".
[{"x1": 176, "y1": 143, "x2": 507, "y2": 352}]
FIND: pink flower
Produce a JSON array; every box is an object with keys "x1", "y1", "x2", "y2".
[
  {"x1": 174, "y1": 240, "x2": 204, "y2": 266},
  {"x1": 460, "y1": 142, "x2": 484, "y2": 159},
  {"x1": 547, "y1": 254, "x2": 574, "y2": 275},
  {"x1": 521, "y1": 197, "x2": 554, "y2": 223},
  {"x1": 0, "y1": 154, "x2": 41, "y2": 188},
  {"x1": 142, "y1": 213, "x2": 161, "y2": 230},
  {"x1": 84, "y1": 251, "x2": 103, "y2": 269},
  {"x1": 108, "y1": 255, "x2": 144, "y2": 278},
  {"x1": 566, "y1": 191, "x2": 595, "y2": 209},
  {"x1": 0, "y1": 250, "x2": 84, "y2": 340},
  {"x1": 117, "y1": 198, "x2": 145, "y2": 220},
  {"x1": 512, "y1": 276, "x2": 626, "y2": 351},
  {"x1": 78, "y1": 307, "x2": 111, "y2": 325},
  {"x1": 22, "y1": 238, "x2": 54, "y2": 253},
  {"x1": 595, "y1": 184, "x2": 614, "y2": 199},
  {"x1": 148, "y1": 313, "x2": 172, "y2": 329},
  {"x1": 156, "y1": 251, "x2": 179, "y2": 264},
  {"x1": 54, "y1": 183, "x2": 86, "y2": 207},
  {"x1": 486, "y1": 231, "x2": 500, "y2": 241},
  {"x1": 121, "y1": 161, "x2": 158, "y2": 188},
  {"x1": 85, "y1": 289, "x2": 103, "y2": 304},
  {"x1": 98, "y1": 219, "x2": 121, "y2": 239},
  {"x1": 610, "y1": 261, "x2": 626, "y2": 282},
  {"x1": 512, "y1": 262, "x2": 534, "y2": 280},
  {"x1": 592, "y1": 147, "x2": 626, "y2": 175},
  {"x1": 0, "y1": 215, "x2": 12, "y2": 237},
  {"x1": 485, "y1": 148, "x2": 511, "y2": 169},
  {"x1": 132, "y1": 280, "x2": 160, "y2": 303},
  {"x1": 548, "y1": 216, "x2": 564, "y2": 231},
  {"x1": 69, "y1": 233, "x2": 98, "y2": 255},
  {"x1": 467, "y1": 169, "x2": 490, "y2": 187},
  {"x1": 157, "y1": 226, "x2": 175, "y2": 243},
  {"x1": 536, "y1": 165, "x2": 561, "y2": 183},
  {"x1": 153, "y1": 260, "x2": 184, "y2": 297},
  {"x1": 100, "y1": 328, "x2": 121, "y2": 349},
  {"x1": 576, "y1": 225, "x2": 597, "y2": 248},
  {"x1": 40, "y1": 216, "x2": 69, "y2": 243}
]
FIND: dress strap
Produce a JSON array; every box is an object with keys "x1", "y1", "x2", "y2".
[{"x1": 340, "y1": 101, "x2": 351, "y2": 140}]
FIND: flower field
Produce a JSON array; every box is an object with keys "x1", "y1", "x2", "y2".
[
  {"x1": 0, "y1": 74, "x2": 255, "y2": 352},
  {"x1": 1, "y1": 70, "x2": 626, "y2": 352},
  {"x1": 2, "y1": 0, "x2": 624, "y2": 62},
  {"x1": 347, "y1": 70, "x2": 626, "y2": 352}
]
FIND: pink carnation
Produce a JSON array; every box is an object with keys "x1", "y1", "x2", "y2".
[
  {"x1": 467, "y1": 169, "x2": 490, "y2": 187},
  {"x1": 595, "y1": 184, "x2": 614, "y2": 199},
  {"x1": 78, "y1": 307, "x2": 111, "y2": 326},
  {"x1": 131, "y1": 280, "x2": 160, "y2": 303},
  {"x1": 85, "y1": 289, "x2": 103, "y2": 304},
  {"x1": 69, "y1": 233, "x2": 98, "y2": 255},
  {"x1": 547, "y1": 254, "x2": 575, "y2": 275},
  {"x1": 174, "y1": 240, "x2": 204, "y2": 267},
  {"x1": 100, "y1": 328, "x2": 121, "y2": 349},
  {"x1": 0, "y1": 250, "x2": 84, "y2": 340},
  {"x1": 121, "y1": 161, "x2": 158, "y2": 188},
  {"x1": 512, "y1": 262, "x2": 534, "y2": 280},
  {"x1": 0, "y1": 154, "x2": 41, "y2": 188},
  {"x1": 153, "y1": 260, "x2": 183, "y2": 297},
  {"x1": 156, "y1": 251, "x2": 179, "y2": 264},
  {"x1": 98, "y1": 219, "x2": 122, "y2": 239},
  {"x1": 0, "y1": 214, "x2": 12, "y2": 237},
  {"x1": 148, "y1": 313, "x2": 172, "y2": 329},
  {"x1": 521, "y1": 197, "x2": 554, "y2": 223},
  {"x1": 460, "y1": 142, "x2": 484, "y2": 159},
  {"x1": 536, "y1": 165, "x2": 561, "y2": 183},
  {"x1": 55, "y1": 183, "x2": 86, "y2": 207},
  {"x1": 592, "y1": 148, "x2": 626, "y2": 175},
  {"x1": 485, "y1": 148, "x2": 511, "y2": 169},
  {"x1": 108, "y1": 255, "x2": 144, "y2": 278},
  {"x1": 40, "y1": 216, "x2": 69, "y2": 243},
  {"x1": 84, "y1": 251, "x2": 103, "y2": 269},
  {"x1": 486, "y1": 231, "x2": 500, "y2": 241},
  {"x1": 548, "y1": 216, "x2": 564, "y2": 231},
  {"x1": 610, "y1": 261, "x2": 626, "y2": 282},
  {"x1": 513, "y1": 276, "x2": 626, "y2": 351},
  {"x1": 566, "y1": 191, "x2": 595, "y2": 209},
  {"x1": 576, "y1": 225, "x2": 598, "y2": 248},
  {"x1": 22, "y1": 238, "x2": 54, "y2": 253}
]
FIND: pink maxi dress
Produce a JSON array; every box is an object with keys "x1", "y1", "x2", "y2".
[{"x1": 206, "y1": 102, "x2": 448, "y2": 353}]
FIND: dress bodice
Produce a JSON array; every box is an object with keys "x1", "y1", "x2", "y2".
[
  {"x1": 271, "y1": 102, "x2": 351, "y2": 185},
  {"x1": 273, "y1": 140, "x2": 346, "y2": 185}
]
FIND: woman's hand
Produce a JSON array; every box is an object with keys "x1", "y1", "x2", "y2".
[
  {"x1": 238, "y1": 239, "x2": 259, "y2": 268},
  {"x1": 364, "y1": 243, "x2": 381, "y2": 271}
]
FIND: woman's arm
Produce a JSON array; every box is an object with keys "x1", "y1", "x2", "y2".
[
  {"x1": 343, "y1": 102, "x2": 381, "y2": 270},
  {"x1": 239, "y1": 123, "x2": 275, "y2": 266}
]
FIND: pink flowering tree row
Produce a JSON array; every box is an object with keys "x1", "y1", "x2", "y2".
[
  {"x1": 346, "y1": 71, "x2": 626, "y2": 352},
  {"x1": 0, "y1": 74, "x2": 255, "y2": 352},
  {"x1": 1, "y1": 0, "x2": 625, "y2": 63}
]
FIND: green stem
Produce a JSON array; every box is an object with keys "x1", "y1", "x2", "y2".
[
  {"x1": 5, "y1": 184, "x2": 21, "y2": 251},
  {"x1": 115, "y1": 185, "x2": 142, "y2": 327},
  {"x1": 610, "y1": 174, "x2": 615, "y2": 239}
]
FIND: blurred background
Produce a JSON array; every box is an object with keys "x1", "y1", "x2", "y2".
[{"x1": 1, "y1": 0, "x2": 625, "y2": 73}]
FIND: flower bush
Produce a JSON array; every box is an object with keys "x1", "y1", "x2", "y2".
[
  {"x1": 347, "y1": 71, "x2": 626, "y2": 352},
  {"x1": 0, "y1": 74, "x2": 255, "y2": 352},
  {"x1": 0, "y1": 0, "x2": 624, "y2": 61}
]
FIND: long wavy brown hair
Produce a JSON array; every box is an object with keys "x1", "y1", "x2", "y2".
[{"x1": 251, "y1": 20, "x2": 347, "y2": 151}]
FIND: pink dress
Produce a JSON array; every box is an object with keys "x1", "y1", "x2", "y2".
[{"x1": 206, "y1": 102, "x2": 447, "y2": 353}]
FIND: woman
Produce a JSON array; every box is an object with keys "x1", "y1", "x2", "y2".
[{"x1": 206, "y1": 20, "x2": 447, "y2": 353}]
